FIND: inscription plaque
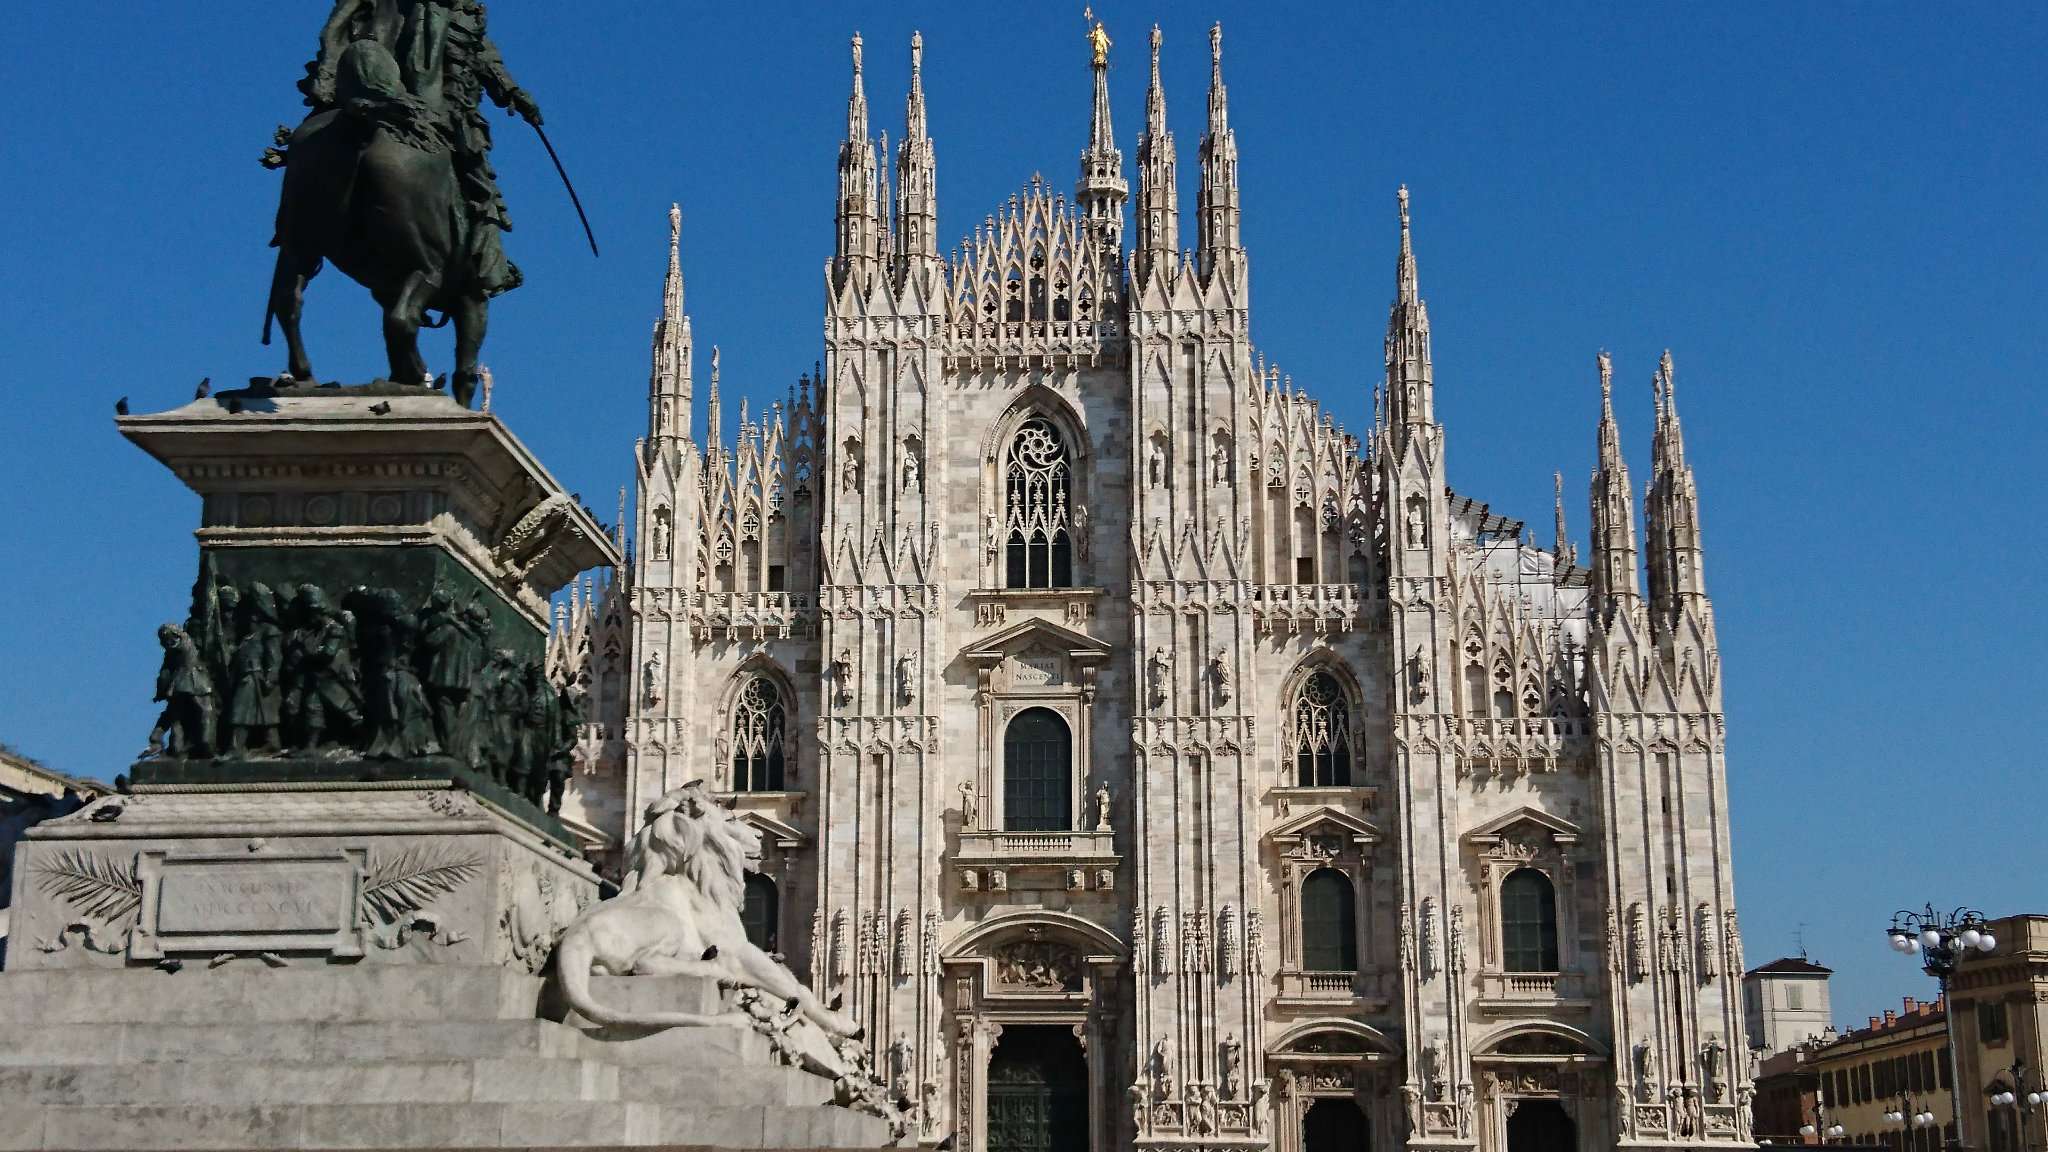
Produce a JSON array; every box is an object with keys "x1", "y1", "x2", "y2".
[
  {"x1": 132, "y1": 849, "x2": 366, "y2": 959},
  {"x1": 1013, "y1": 653, "x2": 1062, "y2": 687},
  {"x1": 158, "y1": 861, "x2": 353, "y2": 934}
]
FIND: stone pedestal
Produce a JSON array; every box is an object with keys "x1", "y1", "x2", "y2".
[
  {"x1": 5, "y1": 785, "x2": 595, "y2": 972},
  {"x1": 114, "y1": 383, "x2": 621, "y2": 845},
  {"x1": 118, "y1": 382, "x2": 614, "y2": 637},
  {"x1": 0, "y1": 961, "x2": 894, "y2": 1150}
]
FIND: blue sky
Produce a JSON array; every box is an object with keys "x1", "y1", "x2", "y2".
[{"x1": 2, "y1": 4, "x2": 2041, "y2": 1026}]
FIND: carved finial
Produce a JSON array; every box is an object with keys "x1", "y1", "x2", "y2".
[
  {"x1": 1395, "y1": 185, "x2": 1417, "y2": 304},
  {"x1": 851, "y1": 31, "x2": 864, "y2": 76},
  {"x1": 667, "y1": 203, "x2": 681, "y2": 256},
  {"x1": 1210, "y1": 21, "x2": 1222, "y2": 70},
  {"x1": 1659, "y1": 348, "x2": 1678, "y2": 410},
  {"x1": 1554, "y1": 470, "x2": 1569, "y2": 559},
  {"x1": 911, "y1": 29, "x2": 923, "y2": 78},
  {"x1": 1598, "y1": 349, "x2": 1614, "y2": 407}
]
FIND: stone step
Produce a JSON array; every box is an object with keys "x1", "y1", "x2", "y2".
[
  {"x1": 0, "y1": 966, "x2": 544, "y2": 1027},
  {"x1": 6, "y1": 1101, "x2": 892, "y2": 1150},
  {"x1": 541, "y1": 972, "x2": 725, "y2": 1027},
  {"x1": 567, "y1": 1021, "x2": 773, "y2": 1067},
  {"x1": 0, "y1": 1019, "x2": 585, "y2": 1067},
  {"x1": 0, "y1": 1057, "x2": 618, "y2": 1108},
  {"x1": 615, "y1": 1063, "x2": 833, "y2": 1108}
]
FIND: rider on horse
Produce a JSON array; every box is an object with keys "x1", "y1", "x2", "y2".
[{"x1": 298, "y1": 0, "x2": 540, "y2": 300}]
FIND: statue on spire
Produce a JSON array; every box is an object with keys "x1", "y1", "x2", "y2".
[{"x1": 1086, "y1": 10, "x2": 1112, "y2": 67}]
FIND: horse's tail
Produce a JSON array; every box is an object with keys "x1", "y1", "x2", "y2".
[{"x1": 554, "y1": 927, "x2": 747, "y2": 1032}]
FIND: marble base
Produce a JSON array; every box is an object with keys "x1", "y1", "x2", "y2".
[
  {"x1": 4, "y1": 784, "x2": 595, "y2": 974},
  {"x1": 0, "y1": 965, "x2": 893, "y2": 1150}
]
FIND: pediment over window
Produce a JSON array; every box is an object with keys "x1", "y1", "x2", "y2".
[
  {"x1": 1266, "y1": 806, "x2": 1381, "y2": 855},
  {"x1": 1461, "y1": 807, "x2": 1581, "y2": 858},
  {"x1": 961, "y1": 618, "x2": 1112, "y2": 691},
  {"x1": 962, "y1": 617, "x2": 1113, "y2": 665},
  {"x1": 736, "y1": 810, "x2": 808, "y2": 852}
]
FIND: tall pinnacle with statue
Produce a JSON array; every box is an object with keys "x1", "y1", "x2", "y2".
[{"x1": 261, "y1": 0, "x2": 595, "y2": 407}]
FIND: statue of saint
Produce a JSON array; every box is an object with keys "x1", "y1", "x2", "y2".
[{"x1": 1087, "y1": 19, "x2": 1112, "y2": 67}]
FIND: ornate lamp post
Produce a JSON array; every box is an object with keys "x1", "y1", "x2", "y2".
[
  {"x1": 1886, "y1": 1095, "x2": 1944, "y2": 1138},
  {"x1": 1797, "y1": 1094, "x2": 1847, "y2": 1144},
  {"x1": 1988, "y1": 1060, "x2": 2041, "y2": 1151},
  {"x1": 1887, "y1": 905, "x2": 1999, "y2": 1149}
]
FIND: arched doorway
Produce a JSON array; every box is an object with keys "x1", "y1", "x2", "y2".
[
  {"x1": 985, "y1": 1025, "x2": 1088, "y2": 1152},
  {"x1": 1302, "y1": 1097, "x2": 1369, "y2": 1152},
  {"x1": 1505, "y1": 1098, "x2": 1575, "y2": 1152}
]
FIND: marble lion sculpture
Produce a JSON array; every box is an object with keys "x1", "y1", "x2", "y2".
[{"x1": 554, "y1": 780, "x2": 860, "y2": 1039}]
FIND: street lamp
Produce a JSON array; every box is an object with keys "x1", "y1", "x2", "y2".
[
  {"x1": 1884, "y1": 1096, "x2": 1942, "y2": 1132},
  {"x1": 1796, "y1": 1084, "x2": 1848, "y2": 1144},
  {"x1": 1990, "y1": 1061, "x2": 2040, "y2": 1150},
  {"x1": 1886, "y1": 905, "x2": 1997, "y2": 1150}
]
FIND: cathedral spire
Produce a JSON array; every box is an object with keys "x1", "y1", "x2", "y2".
[
  {"x1": 1645, "y1": 349, "x2": 1708, "y2": 630},
  {"x1": 1589, "y1": 350, "x2": 1642, "y2": 624},
  {"x1": 834, "y1": 33, "x2": 882, "y2": 287},
  {"x1": 895, "y1": 31, "x2": 937, "y2": 274},
  {"x1": 1554, "y1": 470, "x2": 1574, "y2": 567},
  {"x1": 1076, "y1": 15, "x2": 1127, "y2": 254},
  {"x1": 1195, "y1": 22, "x2": 1241, "y2": 281},
  {"x1": 646, "y1": 203, "x2": 693, "y2": 462},
  {"x1": 1384, "y1": 186, "x2": 1435, "y2": 436},
  {"x1": 706, "y1": 345, "x2": 723, "y2": 459},
  {"x1": 1135, "y1": 24, "x2": 1178, "y2": 279}
]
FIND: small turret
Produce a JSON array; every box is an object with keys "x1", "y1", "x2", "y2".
[
  {"x1": 1195, "y1": 22, "x2": 1241, "y2": 283},
  {"x1": 834, "y1": 33, "x2": 882, "y2": 289},
  {"x1": 1076, "y1": 16, "x2": 1127, "y2": 255},
  {"x1": 1383, "y1": 187, "x2": 1435, "y2": 440},
  {"x1": 1645, "y1": 350, "x2": 1709, "y2": 632},
  {"x1": 895, "y1": 32, "x2": 938, "y2": 274},
  {"x1": 1134, "y1": 24, "x2": 1178, "y2": 280},
  {"x1": 1588, "y1": 350, "x2": 1643, "y2": 625},
  {"x1": 645, "y1": 204, "x2": 692, "y2": 467}
]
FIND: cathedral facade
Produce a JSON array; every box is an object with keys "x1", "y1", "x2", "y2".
[{"x1": 547, "y1": 24, "x2": 1753, "y2": 1152}]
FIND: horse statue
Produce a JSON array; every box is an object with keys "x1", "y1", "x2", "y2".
[{"x1": 261, "y1": 1, "x2": 545, "y2": 407}]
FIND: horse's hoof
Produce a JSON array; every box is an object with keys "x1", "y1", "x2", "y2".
[{"x1": 701, "y1": 945, "x2": 719, "y2": 961}]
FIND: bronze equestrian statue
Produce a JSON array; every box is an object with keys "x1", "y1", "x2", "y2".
[{"x1": 262, "y1": 0, "x2": 548, "y2": 407}]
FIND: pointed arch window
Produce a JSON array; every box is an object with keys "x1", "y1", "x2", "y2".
[
  {"x1": 1501, "y1": 868, "x2": 1560, "y2": 972},
  {"x1": 1301, "y1": 868, "x2": 1358, "y2": 971},
  {"x1": 1004, "y1": 417, "x2": 1074, "y2": 589},
  {"x1": 730, "y1": 676, "x2": 787, "y2": 791},
  {"x1": 1003, "y1": 707, "x2": 1071, "y2": 831},
  {"x1": 1290, "y1": 671, "x2": 1354, "y2": 786}
]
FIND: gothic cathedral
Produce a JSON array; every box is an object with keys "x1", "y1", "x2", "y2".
[{"x1": 547, "y1": 23, "x2": 1752, "y2": 1152}]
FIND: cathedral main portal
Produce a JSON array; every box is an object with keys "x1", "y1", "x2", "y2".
[{"x1": 986, "y1": 1026, "x2": 1090, "y2": 1152}]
